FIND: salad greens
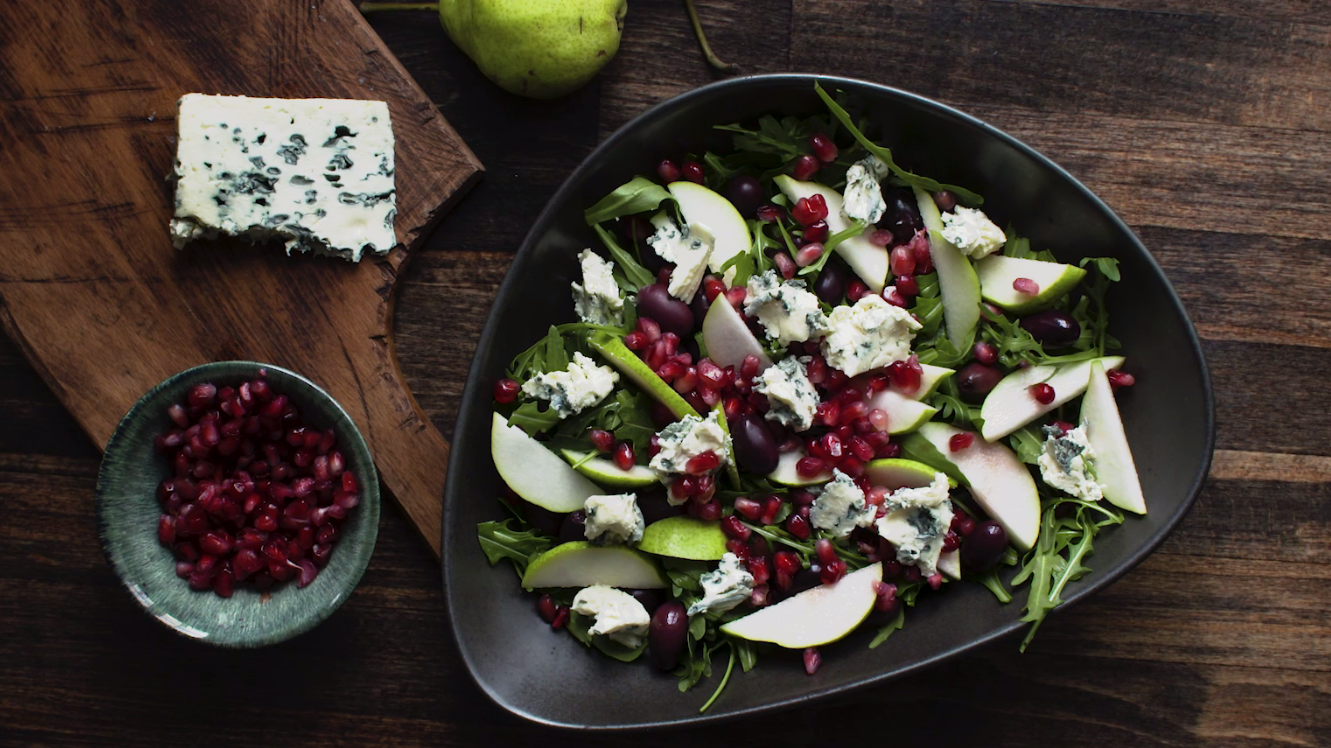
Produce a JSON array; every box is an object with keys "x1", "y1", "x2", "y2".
[{"x1": 478, "y1": 82, "x2": 1142, "y2": 712}]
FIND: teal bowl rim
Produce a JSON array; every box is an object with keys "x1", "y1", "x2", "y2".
[{"x1": 95, "y1": 360, "x2": 380, "y2": 647}]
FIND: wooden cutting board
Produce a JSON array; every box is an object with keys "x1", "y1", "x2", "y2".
[{"x1": 0, "y1": 0, "x2": 482, "y2": 556}]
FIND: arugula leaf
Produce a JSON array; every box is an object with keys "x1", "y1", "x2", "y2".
[
  {"x1": 1003, "y1": 228, "x2": 1055, "y2": 262},
  {"x1": 868, "y1": 606, "x2": 906, "y2": 648},
  {"x1": 507, "y1": 401, "x2": 561, "y2": 435},
  {"x1": 733, "y1": 638, "x2": 759, "y2": 673},
  {"x1": 717, "y1": 244, "x2": 756, "y2": 288},
  {"x1": 797, "y1": 220, "x2": 868, "y2": 277},
  {"x1": 567, "y1": 612, "x2": 649, "y2": 663},
  {"x1": 965, "y1": 567, "x2": 1013, "y2": 604},
  {"x1": 584, "y1": 177, "x2": 672, "y2": 225},
  {"x1": 594, "y1": 224, "x2": 654, "y2": 293},
  {"x1": 715, "y1": 115, "x2": 804, "y2": 160},
  {"x1": 611, "y1": 390, "x2": 658, "y2": 453},
  {"x1": 1079, "y1": 256, "x2": 1121, "y2": 282},
  {"x1": 1008, "y1": 425, "x2": 1045, "y2": 465},
  {"x1": 813, "y1": 82, "x2": 983, "y2": 206},
  {"x1": 476, "y1": 519, "x2": 553, "y2": 577}
]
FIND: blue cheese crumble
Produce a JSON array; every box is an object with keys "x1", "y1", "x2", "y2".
[
  {"x1": 874, "y1": 472, "x2": 954, "y2": 577},
  {"x1": 939, "y1": 206, "x2": 1005, "y2": 259},
  {"x1": 754, "y1": 356, "x2": 819, "y2": 432},
  {"x1": 809, "y1": 470, "x2": 875, "y2": 538},
  {"x1": 571, "y1": 249, "x2": 625, "y2": 326},
  {"x1": 821, "y1": 294, "x2": 921, "y2": 377},
  {"x1": 170, "y1": 94, "x2": 396, "y2": 262},
  {"x1": 583, "y1": 493, "x2": 644, "y2": 546},
  {"x1": 687, "y1": 552, "x2": 755, "y2": 617},
  {"x1": 649, "y1": 411, "x2": 731, "y2": 498},
  {"x1": 571, "y1": 585, "x2": 651, "y2": 648},
  {"x1": 743, "y1": 270, "x2": 831, "y2": 346},
  {"x1": 842, "y1": 156, "x2": 887, "y2": 224},
  {"x1": 1037, "y1": 425, "x2": 1104, "y2": 502},
  {"x1": 520, "y1": 352, "x2": 618, "y2": 419},
  {"x1": 647, "y1": 213, "x2": 712, "y2": 301}
]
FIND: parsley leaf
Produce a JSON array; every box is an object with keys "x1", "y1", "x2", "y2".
[{"x1": 584, "y1": 176, "x2": 672, "y2": 225}]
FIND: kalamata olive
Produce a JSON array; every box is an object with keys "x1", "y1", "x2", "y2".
[
  {"x1": 725, "y1": 175, "x2": 765, "y2": 219},
  {"x1": 557, "y1": 510, "x2": 586, "y2": 543},
  {"x1": 637, "y1": 486, "x2": 681, "y2": 525},
  {"x1": 883, "y1": 188, "x2": 923, "y2": 244},
  {"x1": 648, "y1": 601, "x2": 688, "y2": 670},
  {"x1": 620, "y1": 215, "x2": 654, "y2": 245},
  {"x1": 690, "y1": 288, "x2": 711, "y2": 327},
  {"x1": 1019, "y1": 309, "x2": 1081, "y2": 349},
  {"x1": 957, "y1": 362, "x2": 1004, "y2": 403},
  {"x1": 525, "y1": 502, "x2": 565, "y2": 537},
  {"x1": 813, "y1": 258, "x2": 848, "y2": 304},
  {"x1": 730, "y1": 413, "x2": 779, "y2": 475},
  {"x1": 637, "y1": 284, "x2": 695, "y2": 337},
  {"x1": 629, "y1": 589, "x2": 664, "y2": 614},
  {"x1": 788, "y1": 565, "x2": 823, "y2": 596},
  {"x1": 961, "y1": 520, "x2": 1009, "y2": 572}
]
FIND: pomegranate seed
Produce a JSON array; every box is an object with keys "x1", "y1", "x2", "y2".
[
  {"x1": 187, "y1": 383, "x2": 217, "y2": 408},
  {"x1": 786, "y1": 513, "x2": 812, "y2": 540},
  {"x1": 551, "y1": 605, "x2": 570, "y2": 630},
  {"x1": 887, "y1": 356, "x2": 923, "y2": 394},
  {"x1": 587, "y1": 429, "x2": 615, "y2": 453},
  {"x1": 702, "y1": 276, "x2": 727, "y2": 302},
  {"x1": 696, "y1": 500, "x2": 722, "y2": 521},
  {"x1": 815, "y1": 400, "x2": 840, "y2": 428},
  {"x1": 795, "y1": 243, "x2": 824, "y2": 267},
  {"x1": 681, "y1": 160, "x2": 705, "y2": 184},
  {"x1": 803, "y1": 220, "x2": 829, "y2": 244},
  {"x1": 749, "y1": 585, "x2": 770, "y2": 608},
  {"x1": 868, "y1": 408, "x2": 891, "y2": 432},
  {"x1": 882, "y1": 287, "x2": 908, "y2": 308},
  {"x1": 792, "y1": 195, "x2": 829, "y2": 226},
  {"x1": 212, "y1": 569, "x2": 235, "y2": 597},
  {"x1": 809, "y1": 132, "x2": 838, "y2": 162},
  {"x1": 755, "y1": 204, "x2": 784, "y2": 223},
  {"x1": 820, "y1": 559, "x2": 846, "y2": 585},
  {"x1": 726, "y1": 538, "x2": 752, "y2": 560},
  {"x1": 889, "y1": 246, "x2": 916, "y2": 276},
  {"x1": 721, "y1": 515, "x2": 751, "y2": 540},
  {"x1": 1050, "y1": 420, "x2": 1076, "y2": 436},
  {"x1": 848, "y1": 436, "x2": 875, "y2": 462},
  {"x1": 949, "y1": 432, "x2": 976, "y2": 452},
  {"x1": 973, "y1": 341, "x2": 998, "y2": 366},
  {"x1": 747, "y1": 556, "x2": 771, "y2": 585},
  {"x1": 657, "y1": 159, "x2": 680, "y2": 183},
  {"x1": 733, "y1": 496, "x2": 763, "y2": 520},
  {"x1": 157, "y1": 515, "x2": 176, "y2": 545},
  {"x1": 953, "y1": 514, "x2": 977, "y2": 538},
  {"x1": 773, "y1": 251, "x2": 797, "y2": 280},
  {"x1": 538, "y1": 594, "x2": 558, "y2": 623},
  {"x1": 873, "y1": 581, "x2": 898, "y2": 612},
  {"x1": 493, "y1": 378, "x2": 520, "y2": 404},
  {"x1": 774, "y1": 551, "x2": 801, "y2": 575},
  {"x1": 1107, "y1": 369, "x2": 1136, "y2": 388},
  {"x1": 820, "y1": 433, "x2": 843, "y2": 459},
  {"x1": 759, "y1": 496, "x2": 783, "y2": 526},
  {"x1": 795, "y1": 456, "x2": 826, "y2": 479},
  {"x1": 625, "y1": 331, "x2": 650, "y2": 350},
  {"x1": 792, "y1": 154, "x2": 821, "y2": 181},
  {"x1": 1013, "y1": 277, "x2": 1040, "y2": 295},
  {"x1": 942, "y1": 530, "x2": 962, "y2": 552},
  {"x1": 868, "y1": 229, "x2": 894, "y2": 247},
  {"x1": 1029, "y1": 382, "x2": 1056, "y2": 404},
  {"x1": 803, "y1": 647, "x2": 823, "y2": 675},
  {"x1": 610, "y1": 441, "x2": 636, "y2": 471},
  {"x1": 894, "y1": 274, "x2": 919, "y2": 297},
  {"x1": 685, "y1": 451, "x2": 720, "y2": 474},
  {"x1": 672, "y1": 366, "x2": 700, "y2": 394},
  {"x1": 815, "y1": 539, "x2": 839, "y2": 566},
  {"x1": 846, "y1": 280, "x2": 868, "y2": 302}
]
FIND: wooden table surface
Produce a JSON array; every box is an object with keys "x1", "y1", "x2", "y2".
[{"x1": 3, "y1": 1, "x2": 1328, "y2": 745}]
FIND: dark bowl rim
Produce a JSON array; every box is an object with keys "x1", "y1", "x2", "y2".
[
  {"x1": 95, "y1": 359, "x2": 381, "y2": 648},
  {"x1": 442, "y1": 72, "x2": 1216, "y2": 730}
]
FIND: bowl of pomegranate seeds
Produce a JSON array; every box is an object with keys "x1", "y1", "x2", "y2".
[{"x1": 96, "y1": 361, "x2": 380, "y2": 647}]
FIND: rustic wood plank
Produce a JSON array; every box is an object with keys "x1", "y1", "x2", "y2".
[
  {"x1": 1205, "y1": 340, "x2": 1331, "y2": 456},
  {"x1": 998, "y1": 0, "x2": 1331, "y2": 26}
]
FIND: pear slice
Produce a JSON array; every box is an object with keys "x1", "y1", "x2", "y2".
[
  {"x1": 589, "y1": 331, "x2": 699, "y2": 421},
  {"x1": 850, "y1": 364, "x2": 953, "y2": 401},
  {"x1": 1080, "y1": 361, "x2": 1147, "y2": 514},
  {"x1": 721, "y1": 563, "x2": 881, "y2": 648},
  {"x1": 637, "y1": 516, "x2": 728, "y2": 561},
  {"x1": 668, "y1": 181, "x2": 751, "y2": 284},
  {"x1": 492, "y1": 413, "x2": 600, "y2": 513},
  {"x1": 863, "y1": 388, "x2": 938, "y2": 434},
  {"x1": 904, "y1": 422, "x2": 1040, "y2": 551},
  {"x1": 521, "y1": 541, "x2": 669, "y2": 589},
  {"x1": 975, "y1": 254, "x2": 1087, "y2": 314},
  {"x1": 863, "y1": 458, "x2": 956, "y2": 491},
  {"x1": 774, "y1": 175, "x2": 888, "y2": 292},
  {"x1": 768, "y1": 448, "x2": 833, "y2": 487},
  {"x1": 937, "y1": 551, "x2": 961, "y2": 580},
  {"x1": 979, "y1": 355, "x2": 1126, "y2": 441},
  {"x1": 701, "y1": 294, "x2": 773, "y2": 372},
  {"x1": 914, "y1": 187, "x2": 981, "y2": 349},
  {"x1": 560, "y1": 449, "x2": 658, "y2": 489}
]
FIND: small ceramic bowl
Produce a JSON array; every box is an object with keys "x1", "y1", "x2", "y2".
[{"x1": 96, "y1": 361, "x2": 380, "y2": 647}]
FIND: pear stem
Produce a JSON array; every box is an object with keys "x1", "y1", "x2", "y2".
[
  {"x1": 684, "y1": 0, "x2": 738, "y2": 73},
  {"x1": 358, "y1": 2, "x2": 438, "y2": 13}
]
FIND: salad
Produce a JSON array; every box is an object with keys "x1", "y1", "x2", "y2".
[{"x1": 479, "y1": 82, "x2": 1145, "y2": 711}]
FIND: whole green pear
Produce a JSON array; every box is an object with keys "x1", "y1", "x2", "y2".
[{"x1": 439, "y1": 0, "x2": 628, "y2": 99}]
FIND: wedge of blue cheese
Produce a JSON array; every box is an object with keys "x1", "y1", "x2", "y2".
[
  {"x1": 875, "y1": 472, "x2": 954, "y2": 577},
  {"x1": 809, "y1": 469, "x2": 875, "y2": 538},
  {"x1": 583, "y1": 493, "x2": 645, "y2": 546},
  {"x1": 687, "y1": 552, "x2": 755, "y2": 617},
  {"x1": 755, "y1": 356, "x2": 819, "y2": 432},
  {"x1": 170, "y1": 94, "x2": 397, "y2": 262},
  {"x1": 520, "y1": 352, "x2": 619, "y2": 419}
]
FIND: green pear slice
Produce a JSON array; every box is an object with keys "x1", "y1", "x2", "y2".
[
  {"x1": 492, "y1": 413, "x2": 600, "y2": 512},
  {"x1": 937, "y1": 551, "x2": 961, "y2": 580},
  {"x1": 979, "y1": 355, "x2": 1126, "y2": 441},
  {"x1": 863, "y1": 388, "x2": 938, "y2": 434},
  {"x1": 701, "y1": 294, "x2": 773, "y2": 372},
  {"x1": 1080, "y1": 361, "x2": 1147, "y2": 514},
  {"x1": 768, "y1": 448, "x2": 832, "y2": 486},
  {"x1": 975, "y1": 254, "x2": 1087, "y2": 314},
  {"x1": 637, "y1": 516, "x2": 728, "y2": 560},
  {"x1": 560, "y1": 449, "x2": 658, "y2": 489},
  {"x1": 774, "y1": 175, "x2": 888, "y2": 292},
  {"x1": 904, "y1": 422, "x2": 1040, "y2": 551},
  {"x1": 864, "y1": 458, "x2": 955, "y2": 490},
  {"x1": 520, "y1": 541, "x2": 669, "y2": 589},
  {"x1": 721, "y1": 562, "x2": 881, "y2": 648},
  {"x1": 668, "y1": 181, "x2": 752, "y2": 284},
  {"x1": 914, "y1": 187, "x2": 981, "y2": 349},
  {"x1": 589, "y1": 331, "x2": 699, "y2": 420},
  {"x1": 850, "y1": 364, "x2": 953, "y2": 401}
]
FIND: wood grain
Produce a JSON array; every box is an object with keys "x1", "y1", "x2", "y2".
[
  {"x1": 2, "y1": 0, "x2": 1330, "y2": 745},
  {"x1": 0, "y1": 0, "x2": 482, "y2": 557}
]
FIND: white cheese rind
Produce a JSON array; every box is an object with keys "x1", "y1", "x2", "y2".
[{"x1": 170, "y1": 94, "x2": 396, "y2": 262}]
